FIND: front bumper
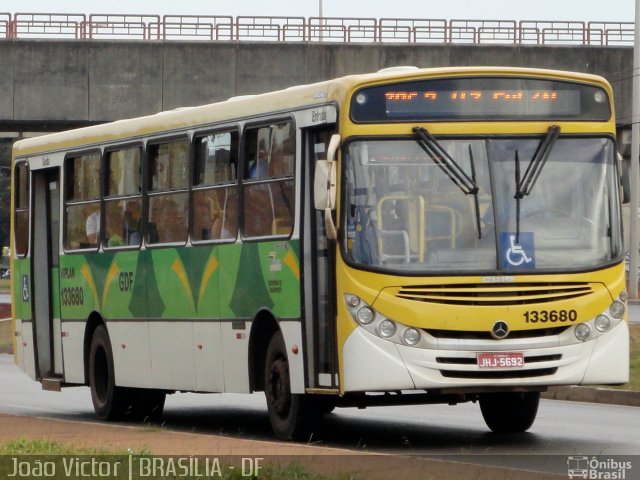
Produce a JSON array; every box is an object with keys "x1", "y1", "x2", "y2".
[{"x1": 342, "y1": 320, "x2": 629, "y2": 391}]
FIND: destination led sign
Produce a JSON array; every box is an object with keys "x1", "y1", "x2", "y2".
[{"x1": 350, "y1": 77, "x2": 611, "y2": 122}]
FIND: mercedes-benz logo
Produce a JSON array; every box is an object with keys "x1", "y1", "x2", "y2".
[{"x1": 491, "y1": 321, "x2": 509, "y2": 339}]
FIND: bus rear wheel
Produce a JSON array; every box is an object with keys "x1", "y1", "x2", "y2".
[
  {"x1": 89, "y1": 325, "x2": 128, "y2": 420},
  {"x1": 89, "y1": 325, "x2": 165, "y2": 422},
  {"x1": 479, "y1": 391, "x2": 540, "y2": 433},
  {"x1": 264, "y1": 331, "x2": 320, "y2": 441}
]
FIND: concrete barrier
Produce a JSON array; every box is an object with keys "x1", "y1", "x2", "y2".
[
  {"x1": 0, "y1": 40, "x2": 634, "y2": 130},
  {"x1": 544, "y1": 386, "x2": 640, "y2": 407}
]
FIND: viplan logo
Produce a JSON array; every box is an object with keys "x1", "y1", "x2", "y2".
[{"x1": 567, "y1": 456, "x2": 633, "y2": 479}]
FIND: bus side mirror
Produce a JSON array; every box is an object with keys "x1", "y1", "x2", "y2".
[{"x1": 314, "y1": 134, "x2": 341, "y2": 240}]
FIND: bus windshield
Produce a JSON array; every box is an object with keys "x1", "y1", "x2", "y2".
[{"x1": 343, "y1": 136, "x2": 621, "y2": 273}]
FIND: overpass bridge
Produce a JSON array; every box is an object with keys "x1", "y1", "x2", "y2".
[{"x1": 0, "y1": 13, "x2": 635, "y2": 144}]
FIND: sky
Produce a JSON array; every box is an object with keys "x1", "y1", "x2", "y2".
[{"x1": 6, "y1": 1, "x2": 637, "y2": 23}]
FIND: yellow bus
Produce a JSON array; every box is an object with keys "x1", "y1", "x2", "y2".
[{"x1": 10, "y1": 66, "x2": 628, "y2": 440}]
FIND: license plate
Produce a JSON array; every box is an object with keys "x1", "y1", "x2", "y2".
[{"x1": 477, "y1": 352, "x2": 524, "y2": 369}]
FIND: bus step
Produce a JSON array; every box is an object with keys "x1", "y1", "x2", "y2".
[{"x1": 41, "y1": 378, "x2": 62, "y2": 392}]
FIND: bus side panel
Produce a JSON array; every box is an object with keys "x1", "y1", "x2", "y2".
[
  {"x1": 193, "y1": 321, "x2": 224, "y2": 392},
  {"x1": 220, "y1": 321, "x2": 250, "y2": 393},
  {"x1": 148, "y1": 248, "x2": 198, "y2": 391},
  {"x1": 58, "y1": 251, "x2": 154, "y2": 388},
  {"x1": 109, "y1": 321, "x2": 153, "y2": 388},
  {"x1": 16, "y1": 320, "x2": 37, "y2": 380},
  {"x1": 190, "y1": 245, "x2": 225, "y2": 392},
  {"x1": 12, "y1": 257, "x2": 35, "y2": 379},
  {"x1": 218, "y1": 241, "x2": 250, "y2": 393},
  {"x1": 149, "y1": 321, "x2": 196, "y2": 390},
  {"x1": 61, "y1": 321, "x2": 86, "y2": 383},
  {"x1": 279, "y1": 320, "x2": 305, "y2": 394},
  {"x1": 217, "y1": 240, "x2": 302, "y2": 393}
]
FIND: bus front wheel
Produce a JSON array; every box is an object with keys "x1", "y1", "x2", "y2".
[
  {"x1": 479, "y1": 391, "x2": 540, "y2": 433},
  {"x1": 264, "y1": 331, "x2": 319, "y2": 441}
]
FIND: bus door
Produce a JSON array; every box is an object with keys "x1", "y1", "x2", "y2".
[
  {"x1": 302, "y1": 128, "x2": 339, "y2": 390},
  {"x1": 31, "y1": 167, "x2": 63, "y2": 384}
]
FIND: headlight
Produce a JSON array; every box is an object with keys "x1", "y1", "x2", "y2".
[
  {"x1": 356, "y1": 306, "x2": 375, "y2": 325},
  {"x1": 609, "y1": 301, "x2": 625, "y2": 319},
  {"x1": 575, "y1": 323, "x2": 591, "y2": 342},
  {"x1": 594, "y1": 315, "x2": 611, "y2": 333},
  {"x1": 344, "y1": 294, "x2": 424, "y2": 347},
  {"x1": 347, "y1": 295, "x2": 361, "y2": 308},
  {"x1": 403, "y1": 328, "x2": 421, "y2": 346},
  {"x1": 378, "y1": 319, "x2": 396, "y2": 338}
]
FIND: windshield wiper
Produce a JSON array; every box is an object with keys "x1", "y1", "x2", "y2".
[
  {"x1": 514, "y1": 125, "x2": 561, "y2": 242},
  {"x1": 413, "y1": 126, "x2": 482, "y2": 239}
]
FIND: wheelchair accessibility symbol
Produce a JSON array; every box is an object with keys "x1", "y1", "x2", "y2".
[
  {"x1": 500, "y1": 232, "x2": 535, "y2": 270},
  {"x1": 21, "y1": 275, "x2": 30, "y2": 302}
]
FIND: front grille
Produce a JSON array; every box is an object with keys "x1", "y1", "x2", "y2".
[
  {"x1": 440, "y1": 368, "x2": 557, "y2": 379},
  {"x1": 396, "y1": 282, "x2": 592, "y2": 306},
  {"x1": 426, "y1": 326, "x2": 570, "y2": 341}
]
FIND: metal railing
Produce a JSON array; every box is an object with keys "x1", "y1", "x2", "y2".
[{"x1": 1, "y1": 13, "x2": 635, "y2": 46}]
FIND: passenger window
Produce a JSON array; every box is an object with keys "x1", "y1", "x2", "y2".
[
  {"x1": 104, "y1": 147, "x2": 142, "y2": 248},
  {"x1": 148, "y1": 138, "x2": 189, "y2": 191},
  {"x1": 13, "y1": 163, "x2": 29, "y2": 256},
  {"x1": 192, "y1": 130, "x2": 239, "y2": 242},
  {"x1": 243, "y1": 122, "x2": 295, "y2": 238},
  {"x1": 63, "y1": 151, "x2": 101, "y2": 250},
  {"x1": 147, "y1": 138, "x2": 190, "y2": 245}
]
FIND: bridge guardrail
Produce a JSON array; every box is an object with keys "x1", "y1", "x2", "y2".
[
  {"x1": 0, "y1": 13, "x2": 636, "y2": 46},
  {"x1": 0, "y1": 13, "x2": 11, "y2": 38},
  {"x1": 12, "y1": 13, "x2": 86, "y2": 39},
  {"x1": 159, "y1": 15, "x2": 233, "y2": 41}
]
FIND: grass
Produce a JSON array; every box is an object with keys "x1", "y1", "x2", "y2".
[
  {"x1": 625, "y1": 323, "x2": 640, "y2": 390},
  {"x1": 0, "y1": 440, "x2": 358, "y2": 480},
  {"x1": 0, "y1": 438, "x2": 149, "y2": 456}
]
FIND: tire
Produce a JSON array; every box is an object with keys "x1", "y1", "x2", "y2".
[
  {"x1": 89, "y1": 324, "x2": 128, "y2": 420},
  {"x1": 479, "y1": 391, "x2": 540, "y2": 433},
  {"x1": 264, "y1": 331, "x2": 320, "y2": 440},
  {"x1": 128, "y1": 388, "x2": 166, "y2": 423},
  {"x1": 89, "y1": 324, "x2": 166, "y2": 422}
]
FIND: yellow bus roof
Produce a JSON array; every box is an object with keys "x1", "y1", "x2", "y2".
[{"x1": 13, "y1": 66, "x2": 612, "y2": 158}]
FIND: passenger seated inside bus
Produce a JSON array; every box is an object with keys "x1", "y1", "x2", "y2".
[
  {"x1": 248, "y1": 139, "x2": 268, "y2": 178},
  {"x1": 193, "y1": 196, "x2": 217, "y2": 241},
  {"x1": 105, "y1": 213, "x2": 125, "y2": 247},
  {"x1": 123, "y1": 200, "x2": 142, "y2": 245},
  {"x1": 85, "y1": 208, "x2": 100, "y2": 246}
]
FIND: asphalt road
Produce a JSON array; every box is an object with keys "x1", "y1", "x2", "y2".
[{"x1": 0, "y1": 354, "x2": 638, "y2": 476}]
